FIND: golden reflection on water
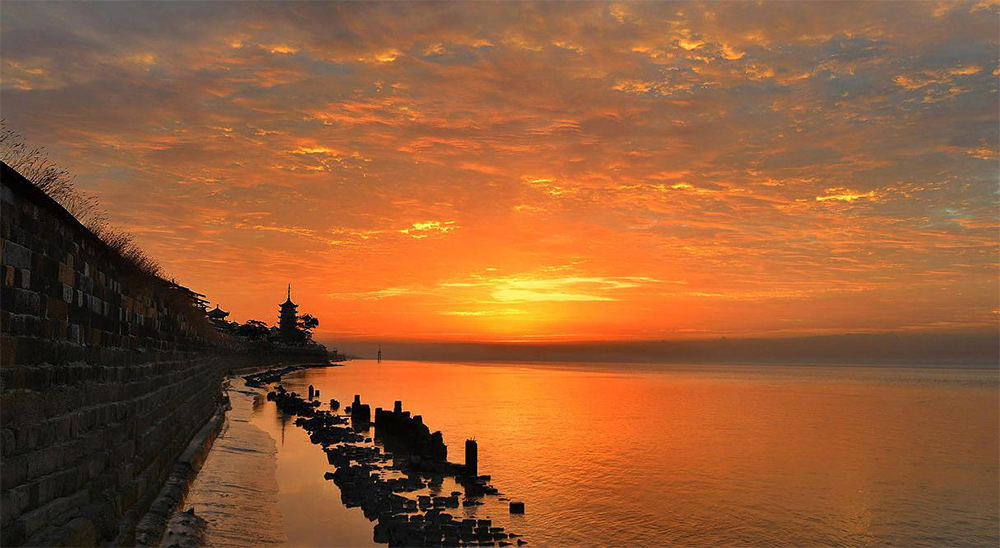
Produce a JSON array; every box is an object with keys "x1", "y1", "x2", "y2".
[
  {"x1": 257, "y1": 361, "x2": 998, "y2": 547},
  {"x1": 249, "y1": 390, "x2": 378, "y2": 547}
]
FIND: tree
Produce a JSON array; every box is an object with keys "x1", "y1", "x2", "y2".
[
  {"x1": 297, "y1": 314, "x2": 319, "y2": 342},
  {"x1": 236, "y1": 319, "x2": 270, "y2": 341}
]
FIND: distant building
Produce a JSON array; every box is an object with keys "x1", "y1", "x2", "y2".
[
  {"x1": 207, "y1": 304, "x2": 229, "y2": 321},
  {"x1": 207, "y1": 304, "x2": 231, "y2": 329},
  {"x1": 278, "y1": 284, "x2": 299, "y2": 343}
]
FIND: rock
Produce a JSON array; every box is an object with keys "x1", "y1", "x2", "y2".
[{"x1": 264, "y1": 385, "x2": 528, "y2": 546}]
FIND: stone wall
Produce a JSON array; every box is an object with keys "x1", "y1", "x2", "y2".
[{"x1": 0, "y1": 162, "x2": 232, "y2": 546}]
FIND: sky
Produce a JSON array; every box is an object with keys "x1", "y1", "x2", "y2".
[{"x1": 1, "y1": 1, "x2": 997, "y2": 344}]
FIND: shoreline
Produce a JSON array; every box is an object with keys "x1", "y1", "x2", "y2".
[
  {"x1": 158, "y1": 377, "x2": 285, "y2": 547},
  {"x1": 134, "y1": 404, "x2": 227, "y2": 547},
  {"x1": 142, "y1": 361, "x2": 339, "y2": 547}
]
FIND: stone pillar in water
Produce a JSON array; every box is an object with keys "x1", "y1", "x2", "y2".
[
  {"x1": 350, "y1": 395, "x2": 371, "y2": 425},
  {"x1": 465, "y1": 439, "x2": 478, "y2": 476},
  {"x1": 308, "y1": 385, "x2": 315, "y2": 399}
]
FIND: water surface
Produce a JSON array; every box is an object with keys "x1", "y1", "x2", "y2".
[{"x1": 260, "y1": 360, "x2": 998, "y2": 546}]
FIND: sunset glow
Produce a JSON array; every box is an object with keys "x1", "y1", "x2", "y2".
[{"x1": 1, "y1": 1, "x2": 997, "y2": 342}]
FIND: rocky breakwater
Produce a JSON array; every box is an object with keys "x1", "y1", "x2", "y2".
[
  {"x1": 243, "y1": 365, "x2": 310, "y2": 388},
  {"x1": 267, "y1": 387, "x2": 527, "y2": 547}
]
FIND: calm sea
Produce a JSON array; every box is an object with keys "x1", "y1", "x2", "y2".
[{"x1": 238, "y1": 360, "x2": 999, "y2": 547}]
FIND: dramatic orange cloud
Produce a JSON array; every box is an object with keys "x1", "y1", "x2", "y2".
[{"x1": 1, "y1": 1, "x2": 997, "y2": 343}]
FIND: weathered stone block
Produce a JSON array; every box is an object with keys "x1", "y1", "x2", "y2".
[
  {"x1": 36, "y1": 422, "x2": 55, "y2": 451},
  {"x1": 60, "y1": 438, "x2": 85, "y2": 467},
  {"x1": 46, "y1": 296, "x2": 68, "y2": 321},
  {"x1": 1, "y1": 484, "x2": 29, "y2": 528},
  {"x1": 2, "y1": 240, "x2": 31, "y2": 269},
  {"x1": 7, "y1": 314, "x2": 40, "y2": 337},
  {"x1": 26, "y1": 446, "x2": 62, "y2": 480},
  {"x1": 40, "y1": 319, "x2": 54, "y2": 339},
  {"x1": 57, "y1": 262, "x2": 74, "y2": 286},
  {"x1": 42, "y1": 256, "x2": 59, "y2": 281},
  {"x1": 0, "y1": 336, "x2": 13, "y2": 366},
  {"x1": 0, "y1": 518, "x2": 25, "y2": 546},
  {"x1": 17, "y1": 491, "x2": 79, "y2": 540},
  {"x1": 31, "y1": 253, "x2": 44, "y2": 275},
  {"x1": 53, "y1": 417, "x2": 71, "y2": 442},
  {"x1": 14, "y1": 337, "x2": 43, "y2": 365},
  {"x1": 28, "y1": 474, "x2": 61, "y2": 509},
  {"x1": 55, "y1": 320, "x2": 67, "y2": 340},
  {"x1": 69, "y1": 413, "x2": 85, "y2": 438},
  {"x1": 2, "y1": 453, "x2": 28, "y2": 490},
  {"x1": 14, "y1": 424, "x2": 40, "y2": 453},
  {"x1": 61, "y1": 283, "x2": 73, "y2": 303},
  {"x1": 12, "y1": 288, "x2": 40, "y2": 315},
  {"x1": 59, "y1": 517, "x2": 97, "y2": 547},
  {"x1": 28, "y1": 365, "x2": 52, "y2": 390},
  {"x1": 85, "y1": 453, "x2": 107, "y2": 480},
  {"x1": 0, "y1": 428, "x2": 14, "y2": 457}
]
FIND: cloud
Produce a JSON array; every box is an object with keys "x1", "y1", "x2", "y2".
[
  {"x1": 439, "y1": 308, "x2": 525, "y2": 316},
  {"x1": 327, "y1": 287, "x2": 410, "y2": 300},
  {"x1": 440, "y1": 274, "x2": 663, "y2": 303},
  {"x1": 0, "y1": 1, "x2": 996, "y2": 339},
  {"x1": 398, "y1": 221, "x2": 459, "y2": 239},
  {"x1": 815, "y1": 189, "x2": 878, "y2": 203},
  {"x1": 491, "y1": 289, "x2": 613, "y2": 302}
]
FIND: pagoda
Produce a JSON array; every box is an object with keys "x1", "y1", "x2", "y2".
[
  {"x1": 207, "y1": 304, "x2": 229, "y2": 322},
  {"x1": 278, "y1": 284, "x2": 299, "y2": 343},
  {"x1": 207, "y1": 304, "x2": 231, "y2": 329}
]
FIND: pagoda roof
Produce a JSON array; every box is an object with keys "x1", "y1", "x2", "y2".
[
  {"x1": 207, "y1": 304, "x2": 230, "y2": 318},
  {"x1": 281, "y1": 283, "x2": 297, "y2": 306}
]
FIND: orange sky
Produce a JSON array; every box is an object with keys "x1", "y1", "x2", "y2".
[{"x1": 1, "y1": 1, "x2": 997, "y2": 343}]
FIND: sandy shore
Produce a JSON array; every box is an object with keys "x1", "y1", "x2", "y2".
[{"x1": 160, "y1": 380, "x2": 285, "y2": 547}]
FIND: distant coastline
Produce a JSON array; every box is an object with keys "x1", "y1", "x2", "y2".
[{"x1": 325, "y1": 332, "x2": 1000, "y2": 368}]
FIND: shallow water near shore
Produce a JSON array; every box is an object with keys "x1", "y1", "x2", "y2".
[{"x1": 232, "y1": 360, "x2": 996, "y2": 546}]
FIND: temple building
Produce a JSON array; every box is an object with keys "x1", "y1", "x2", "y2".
[
  {"x1": 207, "y1": 304, "x2": 231, "y2": 329},
  {"x1": 278, "y1": 284, "x2": 299, "y2": 343}
]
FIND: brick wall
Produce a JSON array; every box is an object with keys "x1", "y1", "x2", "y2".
[{"x1": 0, "y1": 163, "x2": 230, "y2": 546}]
